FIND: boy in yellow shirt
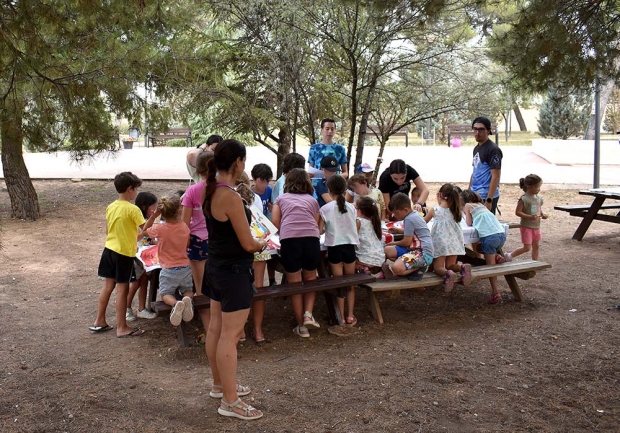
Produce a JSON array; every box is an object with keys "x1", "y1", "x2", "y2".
[{"x1": 90, "y1": 172, "x2": 158, "y2": 338}]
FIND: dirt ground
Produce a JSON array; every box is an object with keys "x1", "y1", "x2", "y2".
[{"x1": 1, "y1": 179, "x2": 619, "y2": 432}]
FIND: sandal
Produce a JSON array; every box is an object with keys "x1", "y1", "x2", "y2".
[
  {"x1": 345, "y1": 316, "x2": 358, "y2": 327},
  {"x1": 302, "y1": 312, "x2": 320, "y2": 329},
  {"x1": 487, "y1": 293, "x2": 502, "y2": 304},
  {"x1": 495, "y1": 254, "x2": 506, "y2": 264},
  {"x1": 218, "y1": 397, "x2": 263, "y2": 420},
  {"x1": 443, "y1": 270, "x2": 457, "y2": 293},
  {"x1": 210, "y1": 383, "x2": 251, "y2": 399},
  {"x1": 381, "y1": 262, "x2": 397, "y2": 280},
  {"x1": 196, "y1": 333, "x2": 205, "y2": 346}
]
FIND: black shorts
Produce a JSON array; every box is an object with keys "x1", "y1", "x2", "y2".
[
  {"x1": 98, "y1": 247, "x2": 134, "y2": 283},
  {"x1": 279, "y1": 237, "x2": 320, "y2": 273},
  {"x1": 202, "y1": 258, "x2": 254, "y2": 313},
  {"x1": 327, "y1": 244, "x2": 357, "y2": 265}
]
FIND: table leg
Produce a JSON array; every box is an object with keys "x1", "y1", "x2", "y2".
[
  {"x1": 572, "y1": 197, "x2": 605, "y2": 241},
  {"x1": 317, "y1": 252, "x2": 345, "y2": 326},
  {"x1": 505, "y1": 275, "x2": 524, "y2": 302},
  {"x1": 367, "y1": 288, "x2": 384, "y2": 324}
]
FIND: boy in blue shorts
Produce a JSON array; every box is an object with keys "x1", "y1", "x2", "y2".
[
  {"x1": 382, "y1": 193, "x2": 434, "y2": 279},
  {"x1": 90, "y1": 172, "x2": 159, "y2": 338}
]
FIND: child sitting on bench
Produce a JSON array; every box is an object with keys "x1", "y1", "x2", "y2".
[{"x1": 382, "y1": 193, "x2": 434, "y2": 280}]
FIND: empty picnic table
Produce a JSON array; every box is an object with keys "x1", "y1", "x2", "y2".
[{"x1": 554, "y1": 189, "x2": 620, "y2": 240}]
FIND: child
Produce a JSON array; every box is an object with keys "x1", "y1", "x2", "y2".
[
  {"x1": 181, "y1": 150, "x2": 213, "y2": 343},
  {"x1": 251, "y1": 163, "x2": 274, "y2": 219},
  {"x1": 314, "y1": 155, "x2": 339, "y2": 207},
  {"x1": 346, "y1": 173, "x2": 386, "y2": 220},
  {"x1": 410, "y1": 186, "x2": 427, "y2": 216},
  {"x1": 271, "y1": 152, "x2": 306, "y2": 203},
  {"x1": 145, "y1": 194, "x2": 194, "y2": 326},
  {"x1": 319, "y1": 175, "x2": 359, "y2": 326},
  {"x1": 272, "y1": 168, "x2": 321, "y2": 338},
  {"x1": 355, "y1": 196, "x2": 385, "y2": 275},
  {"x1": 423, "y1": 184, "x2": 471, "y2": 292},
  {"x1": 460, "y1": 189, "x2": 507, "y2": 304},
  {"x1": 382, "y1": 193, "x2": 434, "y2": 280},
  {"x1": 126, "y1": 192, "x2": 159, "y2": 322},
  {"x1": 354, "y1": 162, "x2": 375, "y2": 185},
  {"x1": 236, "y1": 172, "x2": 268, "y2": 344},
  {"x1": 505, "y1": 174, "x2": 547, "y2": 261},
  {"x1": 251, "y1": 163, "x2": 278, "y2": 287},
  {"x1": 90, "y1": 172, "x2": 157, "y2": 338}
]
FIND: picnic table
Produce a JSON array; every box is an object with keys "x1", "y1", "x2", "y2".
[{"x1": 554, "y1": 189, "x2": 620, "y2": 241}]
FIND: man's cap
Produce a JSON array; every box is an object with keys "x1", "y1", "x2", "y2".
[
  {"x1": 472, "y1": 116, "x2": 491, "y2": 131},
  {"x1": 356, "y1": 163, "x2": 374, "y2": 173},
  {"x1": 320, "y1": 156, "x2": 339, "y2": 172}
]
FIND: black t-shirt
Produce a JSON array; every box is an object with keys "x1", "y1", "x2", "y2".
[{"x1": 378, "y1": 165, "x2": 420, "y2": 198}]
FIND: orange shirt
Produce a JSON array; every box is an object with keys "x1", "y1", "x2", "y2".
[{"x1": 146, "y1": 222, "x2": 190, "y2": 268}]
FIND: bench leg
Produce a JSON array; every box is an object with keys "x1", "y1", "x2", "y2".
[
  {"x1": 366, "y1": 288, "x2": 384, "y2": 324},
  {"x1": 505, "y1": 275, "x2": 524, "y2": 302},
  {"x1": 177, "y1": 322, "x2": 191, "y2": 347}
]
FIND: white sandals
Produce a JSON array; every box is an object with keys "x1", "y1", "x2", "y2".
[{"x1": 218, "y1": 397, "x2": 263, "y2": 420}]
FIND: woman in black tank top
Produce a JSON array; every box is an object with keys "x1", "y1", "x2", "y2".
[{"x1": 201, "y1": 140, "x2": 268, "y2": 421}]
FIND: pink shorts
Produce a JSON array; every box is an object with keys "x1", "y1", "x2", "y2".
[{"x1": 520, "y1": 227, "x2": 542, "y2": 244}]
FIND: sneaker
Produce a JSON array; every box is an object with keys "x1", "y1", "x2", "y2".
[
  {"x1": 269, "y1": 279, "x2": 277, "y2": 286},
  {"x1": 460, "y1": 264, "x2": 472, "y2": 287},
  {"x1": 126, "y1": 308, "x2": 136, "y2": 322},
  {"x1": 505, "y1": 252, "x2": 513, "y2": 262},
  {"x1": 182, "y1": 296, "x2": 194, "y2": 322},
  {"x1": 170, "y1": 301, "x2": 185, "y2": 326},
  {"x1": 443, "y1": 270, "x2": 458, "y2": 293},
  {"x1": 293, "y1": 325, "x2": 309, "y2": 338},
  {"x1": 136, "y1": 308, "x2": 158, "y2": 320},
  {"x1": 303, "y1": 311, "x2": 320, "y2": 329}
]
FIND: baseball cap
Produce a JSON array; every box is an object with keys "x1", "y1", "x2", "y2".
[
  {"x1": 357, "y1": 163, "x2": 374, "y2": 173},
  {"x1": 320, "y1": 156, "x2": 339, "y2": 172}
]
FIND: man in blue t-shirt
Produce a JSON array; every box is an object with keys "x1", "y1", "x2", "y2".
[
  {"x1": 308, "y1": 118, "x2": 349, "y2": 179},
  {"x1": 469, "y1": 116, "x2": 502, "y2": 214}
]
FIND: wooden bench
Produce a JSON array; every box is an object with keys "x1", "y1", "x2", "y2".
[
  {"x1": 148, "y1": 127, "x2": 192, "y2": 147},
  {"x1": 554, "y1": 203, "x2": 620, "y2": 217},
  {"x1": 151, "y1": 273, "x2": 377, "y2": 346},
  {"x1": 359, "y1": 260, "x2": 551, "y2": 324},
  {"x1": 447, "y1": 123, "x2": 498, "y2": 147},
  {"x1": 367, "y1": 125, "x2": 409, "y2": 147}
]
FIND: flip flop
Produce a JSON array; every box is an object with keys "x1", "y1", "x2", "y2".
[
  {"x1": 117, "y1": 328, "x2": 146, "y2": 338},
  {"x1": 89, "y1": 325, "x2": 113, "y2": 333},
  {"x1": 345, "y1": 316, "x2": 358, "y2": 327}
]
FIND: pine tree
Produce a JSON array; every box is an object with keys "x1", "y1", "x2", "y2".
[
  {"x1": 537, "y1": 87, "x2": 591, "y2": 139},
  {"x1": 603, "y1": 87, "x2": 620, "y2": 133}
]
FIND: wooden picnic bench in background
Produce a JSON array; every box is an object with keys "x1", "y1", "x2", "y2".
[
  {"x1": 367, "y1": 125, "x2": 409, "y2": 147},
  {"x1": 447, "y1": 123, "x2": 498, "y2": 147},
  {"x1": 359, "y1": 260, "x2": 551, "y2": 324},
  {"x1": 554, "y1": 189, "x2": 620, "y2": 240},
  {"x1": 151, "y1": 273, "x2": 376, "y2": 346},
  {"x1": 148, "y1": 127, "x2": 192, "y2": 147}
]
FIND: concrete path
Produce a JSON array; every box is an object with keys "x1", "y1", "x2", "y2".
[{"x1": 1, "y1": 144, "x2": 619, "y2": 187}]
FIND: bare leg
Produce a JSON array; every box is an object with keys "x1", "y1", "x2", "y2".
[
  {"x1": 94, "y1": 278, "x2": 116, "y2": 327},
  {"x1": 531, "y1": 241, "x2": 540, "y2": 261},
  {"x1": 343, "y1": 262, "x2": 357, "y2": 319},
  {"x1": 252, "y1": 260, "x2": 267, "y2": 342},
  {"x1": 329, "y1": 262, "x2": 345, "y2": 318},
  {"x1": 206, "y1": 300, "x2": 223, "y2": 387},
  {"x1": 432, "y1": 257, "x2": 447, "y2": 277},
  {"x1": 286, "y1": 271, "x2": 304, "y2": 325},
  {"x1": 189, "y1": 259, "x2": 206, "y2": 296},
  {"x1": 115, "y1": 282, "x2": 132, "y2": 336},
  {"x1": 136, "y1": 274, "x2": 148, "y2": 311},
  {"x1": 218, "y1": 309, "x2": 250, "y2": 402},
  {"x1": 302, "y1": 269, "x2": 317, "y2": 314},
  {"x1": 127, "y1": 279, "x2": 140, "y2": 310},
  {"x1": 510, "y1": 244, "x2": 531, "y2": 259},
  {"x1": 484, "y1": 253, "x2": 500, "y2": 296}
]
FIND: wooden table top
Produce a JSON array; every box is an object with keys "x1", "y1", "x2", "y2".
[{"x1": 579, "y1": 189, "x2": 620, "y2": 199}]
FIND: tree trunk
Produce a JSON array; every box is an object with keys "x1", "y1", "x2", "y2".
[
  {"x1": 276, "y1": 127, "x2": 291, "y2": 178},
  {"x1": 1, "y1": 100, "x2": 40, "y2": 220},
  {"x1": 373, "y1": 139, "x2": 388, "y2": 186},
  {"x1": 513, "y1": 104, "x2": 527, "y2": 131},
  {"x1": 584, "y1": 78, "x2": 615, "y2": 139}
]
